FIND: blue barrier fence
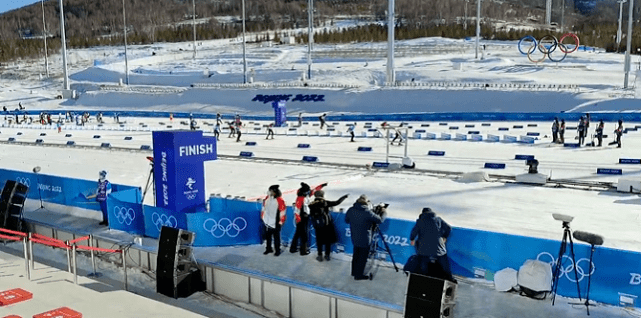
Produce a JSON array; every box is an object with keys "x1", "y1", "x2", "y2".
[
  {"x1": 9, "y1": 110, "x2": 641, "y2": 123},
  {"x1": 0, "y1": 168, "x2": 140, "y2": 212}
]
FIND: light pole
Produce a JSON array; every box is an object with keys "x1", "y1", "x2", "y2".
[
  {"x1": 386, "y1": 0, "x2": 395, "y2": 84},
  {"x1": 307, "y1": 0, "x2": 313, "y2": 80},
  {"x1": 122, "y1": 0, "x2": 129, "y2": 85},
  {"x1": 545, "y1": 0, "x2": 552, "y2": 25},
  {"x1": 617, "y1": 0, "x2": 627, "y2": 46},
  {"x1": 624, "y1": 0, "x2": 634, "y2": 88},
  {"x1": 475, "y1": 0, "x2": 481, "y2": 59},
  {"x1": 242, "y1": 0, "x2": 247, "y2": 84},
  {"x1": 464, "y1": 0, "x2": 468, "y2": 30},
  {"x1": 561, "y1": 0, "x2": 565, "y2": 32},
  {"x1": 41, "y1": 0, "x2": 49, "y2": 78},
  {"x1": 192, "y1": 0, "x2": 197, "y2": 59},
  {"x1": 58, "y1": 0, "x2": 69, "y2": 90}
]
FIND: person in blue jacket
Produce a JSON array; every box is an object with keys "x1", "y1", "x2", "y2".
[
  {"x1": 345, "y1": 195, "x2": 385, "y2": 280},
  {"x1": 410, "y1": 207, "x2": 456, "y2": 282},
  {"x1": 95, "y1": 170, "x2": 112, "y2": 225}
]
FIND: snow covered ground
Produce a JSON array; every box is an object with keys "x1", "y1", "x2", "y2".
[{"x1": 2, "y1": 32, "x2": 641, "y2": 317}]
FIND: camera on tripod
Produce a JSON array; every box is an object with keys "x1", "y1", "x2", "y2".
[{"x1": 373, "y1": 203, "x2": 389, "y2": 217}]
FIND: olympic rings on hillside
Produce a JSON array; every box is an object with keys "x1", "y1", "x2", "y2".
[{"x1": 518, "y1": 33, "x2": 580, "y2": 63}]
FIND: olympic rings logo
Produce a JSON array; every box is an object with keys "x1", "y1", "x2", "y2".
[
  {"x1": 152, "y1": 212, "x2": 178, "y2": 231},
  {"x1": 203, "y1": 217, "x2": 247, "y2": 238},
  {"x1": 113, "y1": 206, "x2": 136, "y2": 225},
  {"x1": 537, "y1": 252, "x2": 595, "y2": 283},
  {"x1": 16, "y1": 177, "x2": 31, "y2": 187},
  {"x1": 186, "y1": 193, "x2": 197, "y2": 200},
  {"x1": 518, "y1": 34, "x2": 580, "y2": 63}
]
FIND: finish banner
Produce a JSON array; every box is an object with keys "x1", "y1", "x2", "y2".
[{"x1": 152, "y1": 130, "x2": 217, "y2": 214}]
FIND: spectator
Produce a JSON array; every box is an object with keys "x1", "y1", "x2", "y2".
[
  {"x1": 410, "y1": 208, "x2": 456, "y2": 283},
  {"x1": 345, "y1": 195, "x2": 384, "y2": 280},
  {"x1": 261, "y1": 185, "x2": 286, "y2": 256},
  {"x1": 309, "y1": 190, "x2": 348, "y2": 262}
]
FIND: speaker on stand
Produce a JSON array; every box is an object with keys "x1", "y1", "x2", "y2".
[
  {"x1": 0, "y1": 180, "x2": 29, "y2": 231},
  {"x1": 156, "y1": 226, "x2": 205, "y2": 298},
  {"x1": 404, "y1": 273, "x2": 457, "y2": 318}
]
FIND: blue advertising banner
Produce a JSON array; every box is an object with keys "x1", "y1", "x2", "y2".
[
  {"x1": 152, "y1": 130, "x2": 217, "y2": 214},
  {"x1": 107, "y1": 196, "x2": 145, "y2": 235},
  {"x1": 142, "y1": 205, "x2": 188, "y2": 239},
  {"x1": 0, "y1": 168, "x2": 140, "y2": 211},
  {"x1": 186, "y1": 210, "x2": 262, "y2": 246}
]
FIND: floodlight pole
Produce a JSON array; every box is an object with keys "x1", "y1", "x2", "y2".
[
  {"x1": 617, "y1": 0, "x2": 627, "y2": 46},
  {"x1": 624, "y1": 0, "x2": 634, "y2": 89},
  {"x1": 475, "y1": 0, "x2": 481, "y2": 59},
  {"x1": 545, "y1": 0, "x2": 552, "y2": 25},
  {"x1": 58, "y1": 0, "x2": 69, "y2": 90},
  {"x1": 561, "y1": 0, "x2": 565, "y2": 32},
  {"x1": 386, "y1": 0, "x2": 395, "y2": 84},
  {"x1": 192, "y1": 0, "x2": 197, "y2": 59},
  {"x1": 242, "y1": 0, "x2": 247, "y2": 84},
  {"x1": 41, "y1": 0, "x2": 49, "y2": 78},
  {"x1": 307, "y1": 0, "x2": 313, "y2": 80},
  {"x1": 122, "y1": 0, "x2": 129, "y2": 85}
]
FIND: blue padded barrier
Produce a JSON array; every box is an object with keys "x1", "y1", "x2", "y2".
[
  {"x1": 519, "y1": 136, "x2": 535, "y2": 144},
  {"x1": 7, "y1": 138, "x2": 15, "y2": 142},
  {"x1": 357, "y1": 147, "x2": 372, "y2": 152},
  {"x1": 527, "y1": 124, "x2": 538, "y2": 127},
  {"x1": 302, "y1": 156, "x2": 319, "y2": 162},
  {"x1": 439, "y1": 123, "x2": 448, "y2": 126},
  {"x1": 124, "y1": 136, "x2": 133, "y2": 140},
  {"x1": 16, "y1": 132, "x2": 22, "y2": 135},
  {"x1": 484, "y1": 163, "x2": 506, "y2": 169},
  {"x1": 35, "y1": 139, "x2": 44, "y2": 143},
  {"x1": 100, "y1": 143, "x2": 111, "y2": 148},
  {"x1": 470, "y1": 134, "x2": 483, "y2": 141},
  {"x1": 464, "y1": 124, "x2": 475, "y2": 128},
  {"x1": 297, "y1": 144, "x2": 310, "y2": 148},
  {"x1": 415, "y1": 129, "x2": 426, "y2": 133},
  {"x1": 245, "y1": 141, "x2": 257, "y2": 146},
  {"x1": 428, "y1": 151, "x2": 445, "y2": 156},
  {"x1": 526, "y1": 132, "x2": 540, "y2": 136},
  {"x1": 498, "y1": 127, "x2": 509, "y2": 131},
  {"x1": 513, "y1": 125, "x2": 524, "y2": 129},
  {"x1": 66, "y1": 141, "x2": 75, "y2": 146},
  {"x1": 481, "y1": 123, "x2": 491, "y2": 127},
  {"x1": 563, "y1": 143, "x2": 580, "y2": 148},
  {"x1": 468, "y1": 131, "x2": 480, "y2": 134},
  {"x1": 441, "y1": 133, "x2": 451, "y2": 140},
  {"x1": 372, "y1": 162, "x2": 390, "y2": 168},
  {"x1": 93, "y1": 135, "x2": 101, "y2": 139},
  {"x1": 421, "y1": 124, "x2": 430, "y2": 127},
  {"x1": 240, "y1": 151, "x2": 254, "y2": 157},
  {"x1": 425, "y1": 133, "x2": 437, "y2": 139},
  {"x1": 566, "y1": 126, "x2": 577, "y2": 130},
  {"x1": 368, "y1": 129, "x2": 378, "y2": 132},
  {"x1": 619, "y1": 158, "x2": 641, "y2": 164},
  {"x1": 65, "y1": 134, "x2": 72, "y2": 137},
  {"x1": 449, "y1": 126, "x2": 459, "y2": 130},
  {"x1": 254, "y1": 128, "x2": 261, "y2": 131},
  {"x1": 597, "y1": 168, "x2": 622, "y2": 175},
  {"x1": 39, "y1": 133, "x2": 46, "y2": 136},
  {"x1": 503, "y1": 135, "x2": 517, "y2": 142},
  {"x1": 455, "y1": 133, "x2": 467, "y2": 141},
  {"x1": 140, "y1": 145, "x2": 152, "y2": 150},
  {"x1": 514, "y1": 154, "x2": 535, "y2": 160},
  {"x1": 487, "y1": 134, "x2": 500, "y2": 142}
]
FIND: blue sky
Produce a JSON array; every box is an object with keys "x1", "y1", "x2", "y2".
[{"x1": 0, "y1": 0, "x2": 42, "y2": 14}]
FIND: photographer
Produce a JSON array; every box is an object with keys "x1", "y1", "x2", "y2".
[
  {"x1": 345, "y1": 195, "x2": 385, "y2": 281},
  {"x1": 410, "y1": 208, "x2": 455, "y2": 283},
  {"x1": 309, "y1": 190, "x2": 349, "y2": 262},
  {"x1": 290, "y1": 182, "x2": 326, "y2": 255}
]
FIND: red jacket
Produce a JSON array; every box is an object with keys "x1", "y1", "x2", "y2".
[
  {"x1": 293, "y1": 184, "x2": 323, "y2": 223},
  {"x1": 261, "y1": 195, "x2": 286, "y2": 228}
]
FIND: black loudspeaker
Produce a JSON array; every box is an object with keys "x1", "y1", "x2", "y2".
[
  {"x1": 156, "y1": 226, "x2": 204, "y2": 298},
  {"x1": 0, "y1": 180, "x2": 29, "y2": 231},
  {"x1": 404, "y1": 273, "x2": 457, "y2": 318}
]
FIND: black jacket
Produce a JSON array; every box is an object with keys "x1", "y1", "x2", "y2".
[{"x1": 410, "y1": 212, "x2": 451, "y2": 257}]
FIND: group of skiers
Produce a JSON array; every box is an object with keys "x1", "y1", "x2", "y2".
[{"x1": 552, "y1": 115, "x2": 623, "y2": 148}]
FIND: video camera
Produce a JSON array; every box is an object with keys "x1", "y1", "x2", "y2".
[{"x1": 373, "y1": 203, "x2": 389, "y2": 217}]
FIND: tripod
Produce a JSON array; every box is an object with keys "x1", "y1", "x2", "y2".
[
  {"x1": 365, "y1": 225, "x2": 399, "y2": 279},
  {"x1": 551, "y1": 221, "x2": 582, "y2": 306},
  {"x1": 141, "y1": 160, "x2": 155, "y2": 205}
]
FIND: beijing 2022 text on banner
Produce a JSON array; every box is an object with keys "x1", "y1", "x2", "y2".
[{"x1": 152, "y1": 130, "x2": 217, "y2": 215}]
